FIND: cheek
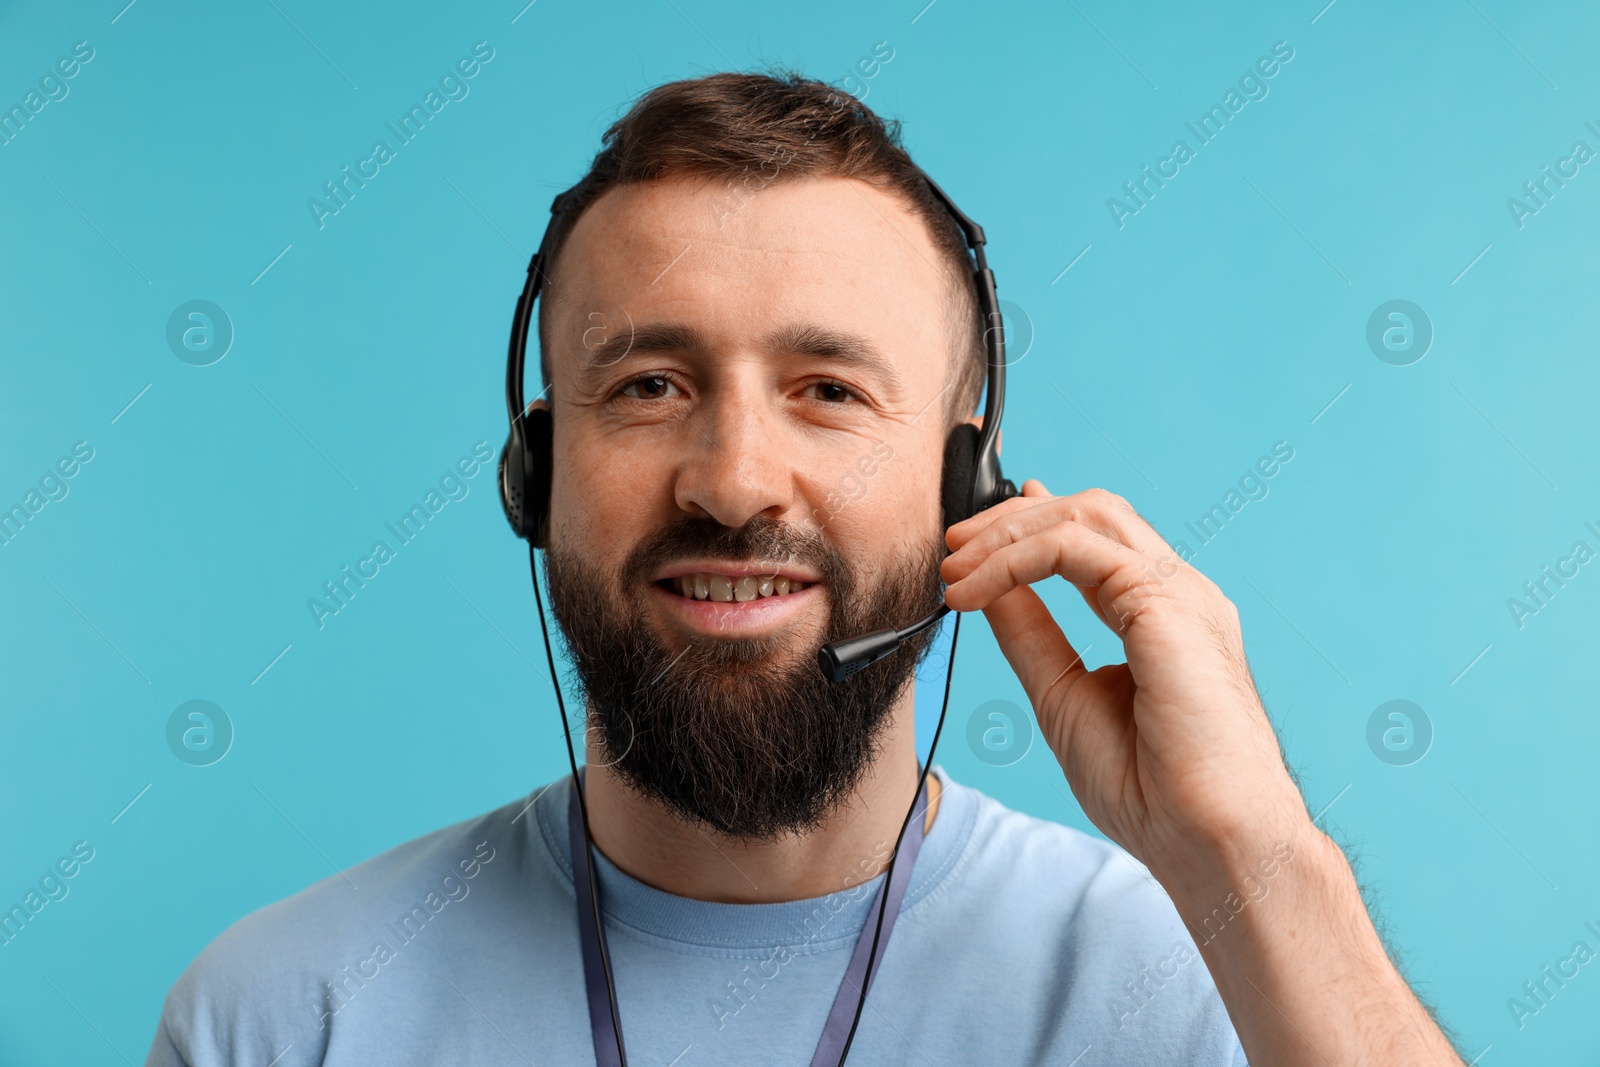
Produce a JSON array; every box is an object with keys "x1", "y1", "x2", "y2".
[
  {"x1": 550, "y1": 436, "x2": 666, "y2": 561},
  {"x1": 885, "y1": 439, "x2": 945, "y2": 528},
  {"x1": 806, "y1": 442, "x2": 940, "y2": 542}
]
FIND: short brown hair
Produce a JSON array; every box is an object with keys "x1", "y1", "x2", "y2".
[{"x1": 535, "y1": 70, "x2": 986, "y2": 425}]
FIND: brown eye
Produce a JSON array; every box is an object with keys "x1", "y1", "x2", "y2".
[
  {"x1": 811, "y1": 381, "x2": 854, "y2": 403},
  {"x1": 622, "y1": 376, "x2": 675, "y2": 399}
]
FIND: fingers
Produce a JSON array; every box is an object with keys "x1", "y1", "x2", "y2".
[
  {"x1": 948, "y1": 486, "x2": 1175, "y2": 563},
  {"x1": 978, "y1": 582, "x2": 1089, "y2": 711},
  {"x1": 943, "y1": 517, "x2": 1142, "y2": 613},
  {"x1": 945, "y1": 494, "x2": 1044, "y2": 552},
  {"x1": 979, "y1": 585, "x2": 1137, "y2": 789}
]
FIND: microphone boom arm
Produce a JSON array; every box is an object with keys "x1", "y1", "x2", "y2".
[{"x1": 817, "y1": 604, "x2": 951, "y2": 683}]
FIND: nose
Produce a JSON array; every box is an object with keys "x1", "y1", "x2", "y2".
[{"x1": 672, "y1": 383, "x2": 794, "y2": 528}]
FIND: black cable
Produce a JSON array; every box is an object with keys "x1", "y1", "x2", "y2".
[
  {"x1": 530, "y1": 543, "x2": 630, "y2": 1067},
  {"x1": 835, "y1": 611, "x2": 962, "y2": 1066},
  {"x1": 530, "y1": 538, "x2": 959, "y2": 1067}
]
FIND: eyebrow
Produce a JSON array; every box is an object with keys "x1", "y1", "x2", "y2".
[{"x1": 574, "y1": 320, "x2": 905, "y2": 396}]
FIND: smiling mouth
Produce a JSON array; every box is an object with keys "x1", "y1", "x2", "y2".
[{"x1": 659, "y1": 573, "x2": 815, "y2": 603}]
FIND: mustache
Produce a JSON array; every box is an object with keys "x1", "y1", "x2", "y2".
[{"x1": 621, "y1": 515, "x2": 848, "y2": 590}]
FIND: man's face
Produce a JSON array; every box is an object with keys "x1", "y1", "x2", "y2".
[{"x1": 541, "y1": 175, "x2": 959, "y2": 838}]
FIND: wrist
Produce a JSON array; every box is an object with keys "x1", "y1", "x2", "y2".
[
  {"x1": 1152, "y1": 807, "x2": 1334, "y2": 937},
  {"x1": 1150, "y1": 817, "x2": 1463, "y2": 1065}
]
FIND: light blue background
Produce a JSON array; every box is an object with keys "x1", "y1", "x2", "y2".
[{"x1": 2, "y1": 0, "x2": 1597, "y2": 1063}]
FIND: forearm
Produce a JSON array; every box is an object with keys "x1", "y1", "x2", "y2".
[{"x1": 1158, "y1": 817, "x2": 1461, "y2": 1067}]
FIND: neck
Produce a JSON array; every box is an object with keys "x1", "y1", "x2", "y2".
[{"x1": 580, "y1": 686, "x2": 940, "y2": 903}]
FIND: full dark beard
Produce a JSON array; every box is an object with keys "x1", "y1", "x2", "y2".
[{"x1": 544, "y1": 516, "x2": 945, "y2": 840}]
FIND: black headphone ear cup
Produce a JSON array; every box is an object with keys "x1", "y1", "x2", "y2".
[
  {"x1": 498, "y1": 435, "x2": 526, "y2": 538},
  {"x1": 524, "y1": 406, "x2": 554, "y2": 548},
  {"x1": 941, "y1": 422, "x2": 980, "y2": 531},
  {"x1": 498, "y1": 407, "x2": 554, "y2": 546}
]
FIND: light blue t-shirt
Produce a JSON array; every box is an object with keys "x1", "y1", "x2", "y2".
[{"x1": 147, "y1": 768, "x2": 1247, "y2": 1066}]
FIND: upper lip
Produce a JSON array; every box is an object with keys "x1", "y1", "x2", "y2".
[{"x1": 651, "y1": 560, "x2": 822, "y2": 584}]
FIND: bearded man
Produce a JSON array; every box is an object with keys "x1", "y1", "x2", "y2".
[{"x1": 148, "y1": 72, "x2": 1463, "y2": 1067}]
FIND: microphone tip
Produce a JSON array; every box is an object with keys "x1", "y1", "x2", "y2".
[{"x1": 817, "y1": 628, "x2": 903, "y2": 684}]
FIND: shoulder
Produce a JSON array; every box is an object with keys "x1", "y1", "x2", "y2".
[
  {"x1": 931, "y1": 774, "x2": 1172, "y2": 931},
  {"x1": 918, "y1": 775, "x2": 1245, "y2": 1062},
  {"x1": 152, "y1": 789, "x2": 551, "y2": 1067}
]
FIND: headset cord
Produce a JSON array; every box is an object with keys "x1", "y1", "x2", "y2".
[
  {"x1": 532, "y1": 541, "x2": 958, "y2": 1067},
  {"x1": 531, "y1": 543, "x2": 630, "y2": 1067},
  {"x1": 835, "y1": 611, "x2": 961, "y2": 1067}
]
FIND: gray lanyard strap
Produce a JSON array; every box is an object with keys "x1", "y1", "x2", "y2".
[
  {"x1": 568, "y1": 772, "x2": 625, "y2": 1067},
  {"x1": 566, "y1": 773, "x2": 932, "y2": 1067}
]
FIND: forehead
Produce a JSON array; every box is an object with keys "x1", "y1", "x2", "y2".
[{"x1": 546, "y1": 175, "x2": 955, "y2": 383}]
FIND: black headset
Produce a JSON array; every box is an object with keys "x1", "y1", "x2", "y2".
[{"x1": 497, "y1": 166, "x2": 1016, "y2": 1066}]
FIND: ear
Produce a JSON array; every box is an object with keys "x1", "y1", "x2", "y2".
[
  {"x1": 962, "y1": 414, "x2": 1001, "y2": 455},
  {"x1": 527, "y1": 397, "x2": 551, "y2": 416}
]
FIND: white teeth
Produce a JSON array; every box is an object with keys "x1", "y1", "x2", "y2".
[{"x1": 668, "y1": 572, "x2": 810, "y2": 600}]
